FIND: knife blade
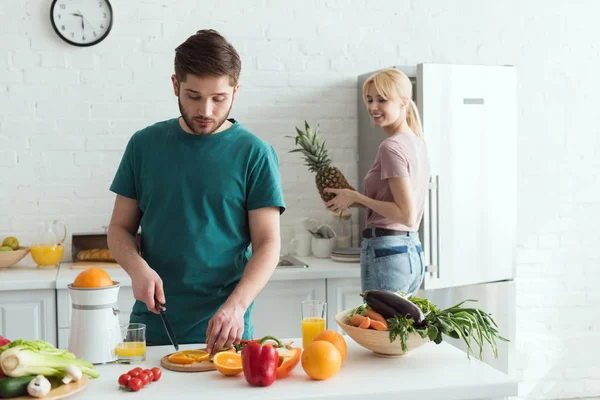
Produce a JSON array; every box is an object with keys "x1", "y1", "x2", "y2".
[{"x1": 156, "y1": 298, "x2": 179, "y2": 351}]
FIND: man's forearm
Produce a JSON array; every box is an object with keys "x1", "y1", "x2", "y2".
[
  {"x1": 107, "y1": 226, "x2": 146, "y2": 275},
  {"x1": 225, "y1": 239, "x2": 280, "y2": 311}
]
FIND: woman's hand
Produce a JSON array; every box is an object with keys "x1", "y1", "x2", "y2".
[{"x1": 324, "y1": 188, "x2": 359, "y2": 213}]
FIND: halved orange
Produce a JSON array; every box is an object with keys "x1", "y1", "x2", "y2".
[{"x1": 212, "y1": 351, "x2": 243, "y2": 376}]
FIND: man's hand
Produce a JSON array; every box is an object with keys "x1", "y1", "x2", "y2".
[
  {"x1": 129, "y1": 263, "x2": 165, "y2": 314},
  {"x1": 205, "y1": 302, "x2": 245, "y2": 355}
]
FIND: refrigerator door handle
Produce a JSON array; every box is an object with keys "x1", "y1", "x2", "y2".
[{"x1": 425, "y1": 175, "x2": 439, "y2": 277}]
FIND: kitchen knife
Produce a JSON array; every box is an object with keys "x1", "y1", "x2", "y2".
[{"x1": 156, "y1": 298, "x2": 179, "y2": 351}]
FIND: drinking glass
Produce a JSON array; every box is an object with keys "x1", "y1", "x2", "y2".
[
  {"x1": 301, "y1": 300, "x2": 327, "y2": 349},
  {"x1": 115, "y1": 323, "x2": 146, "y2": 364}
]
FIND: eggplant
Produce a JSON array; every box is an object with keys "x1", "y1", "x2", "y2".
[
  {"x1": 359, "y1": 293, "x2": 398, "y2": 320},
  {"x1": 361, "y1": 290, "x2": 425, "y2": 326}
]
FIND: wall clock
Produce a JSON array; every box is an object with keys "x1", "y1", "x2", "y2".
[{"x1": 50, "y1": 0, "x2": 113, "y2": 47}]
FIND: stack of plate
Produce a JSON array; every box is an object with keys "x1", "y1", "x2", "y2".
[{"x1": 330, "y1": 247, "x2": 360, "y2": 263}]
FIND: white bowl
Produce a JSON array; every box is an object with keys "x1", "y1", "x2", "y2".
[
  {"x1": 0, "y1": 247, "x2": 30, "y2": 269},
  {"x1": 335, "y1": 308, "x2": 430, "y2": 358}
]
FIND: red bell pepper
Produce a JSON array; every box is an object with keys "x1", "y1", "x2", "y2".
[
  {"x1": 276, "y1": 347, "x2": 301, "y2": 379},
  {"x1": 240, "y1": 336, "x2": 281, "y2": 387}
]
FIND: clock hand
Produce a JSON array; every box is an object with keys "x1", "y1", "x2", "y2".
[{"x1": 71, "y1": 12, "x2": 82, "y2": 17}]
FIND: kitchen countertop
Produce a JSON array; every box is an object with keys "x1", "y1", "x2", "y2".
[
  {"x1": 0, "y1": 264, "x2": 59, "y2": 290},
  {"x1": 83, "y1": 338, "x2": 517, "y2": 400},
  {"x1": 0, "y1": 256, "x2": 360, "y2": 291}
]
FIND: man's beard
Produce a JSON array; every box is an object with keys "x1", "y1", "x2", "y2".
[{"x1": 178, "y1": 97, "x2": 232, "y2": 136}]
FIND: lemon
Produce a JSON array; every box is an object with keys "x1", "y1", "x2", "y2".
[{"x1": 2, "y1": 237, "x2": 19, "y2": 250}]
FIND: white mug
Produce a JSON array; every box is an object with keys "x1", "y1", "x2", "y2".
[
  {"x1": 290, "y1": 234, "x2": 312, "y2": 257},
  {"x1": 311, "y1": 236, "x2": 337, "y2": 258},
  {"x1": 294, "y1": 218, "x2": 317, "y2": 236}
]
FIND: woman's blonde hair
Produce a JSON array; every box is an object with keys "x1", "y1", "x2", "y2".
[{"x1": 362, "y1": 68, "x2": 423, "y2": 138}]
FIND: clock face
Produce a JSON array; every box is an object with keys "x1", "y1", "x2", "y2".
[{"x1": 50, "y1": 0, "x2": 113, "y2": 47}]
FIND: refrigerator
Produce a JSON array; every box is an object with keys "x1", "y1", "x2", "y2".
[{"x1": 357, "y1": 63, "x2": 517, "y2": 376}]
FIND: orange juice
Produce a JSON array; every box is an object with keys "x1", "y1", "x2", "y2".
[
  {"x1": 30, "y1": 244, "x2": 64, "y2": 267},
  {"x1": 115, "y1": 342, "x2": 146, "y2": 358},
  {"x1": 302, "y1": 317, "x2": 326, "y2": 348}
]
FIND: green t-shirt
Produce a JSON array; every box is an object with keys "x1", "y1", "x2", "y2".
[{"x1": 109, "y1": 118, "x2": 286, "y2": 345}]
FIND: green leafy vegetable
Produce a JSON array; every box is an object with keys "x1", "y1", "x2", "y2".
[{"x1": 0, "y1": 339, "x2": 100, "y2": 379}]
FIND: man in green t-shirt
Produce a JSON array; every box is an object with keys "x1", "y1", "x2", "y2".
[{"x1": 107, "y1": 29, "x2": 285, "y2": 355}]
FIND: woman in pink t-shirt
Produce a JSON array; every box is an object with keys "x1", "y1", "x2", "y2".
[{"x1": 324, "y1": 68, "x2": 430, "y2": 296}]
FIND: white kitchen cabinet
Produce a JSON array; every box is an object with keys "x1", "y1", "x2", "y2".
[
  {"x1": 0, "y1": 289, "x2": 57, "y2": 347},
  {"x1": 56, "y1": 286, "x2": 136, "y2": 349},
  {"x1": 251, "y1": 279, "x2": 326, "y2": 340},
  {"x1": 325, "y1": 278, "x2": 362, "y2": 335}
]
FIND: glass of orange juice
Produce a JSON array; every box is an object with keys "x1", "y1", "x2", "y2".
[
  {"x1": 115, "y1": 323, "x2": 146, "y2": 364},
  {"x1": 301, "y1": 300, "x2": 327, "y2": 348}
]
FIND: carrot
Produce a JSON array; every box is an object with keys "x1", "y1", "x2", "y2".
[
  {"x1": 365, "y1": 309, "x2": 388, "y2": 327},
  {"x1": 350, "y1": 314, "x2": 367, "y2": 328},
  {"x1": 358, "y1": 316, "x2": 371, "y2": 329},
  {"x1": 368, "y1": 320, "x2": 389, "y2": 331}
]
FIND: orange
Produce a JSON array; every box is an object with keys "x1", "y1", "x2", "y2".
[
  {"x1": 167, "y1": 349, "x2": 210, "y2": 364},
  {"x1": 301, "y1": 340, "x2": 342, "y2": 380},
  {"x1": 213, "y1": 351, "x2": 243, "y2": 376},
  {"x1": 313, "y1": 330, "x2": 347, "y2": 362},
  {"x1": 167, "y1": 352, "x2": 195, "y2": 364},
  {"x1": 72, "y1": 267, "x2": 114, "y2": 288}
]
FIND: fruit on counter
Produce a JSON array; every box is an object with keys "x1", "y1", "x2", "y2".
[
  {"x1": 0, "y1": 339, "x2": 100, "y2": 379},
  {"x1": 213, "y1": 351, "x2": 243, "y2": 376},
  {"x1": 312, "y1": 330, "x2": 347, "y2": 362},
  {"x1": 287, "y1": 121, "x2": 355, "y2": 203},
  {"x1": 240, "y1": 336, "x2": 280, "y2": 387},
  {"x1": 0, "y1": 246, "x2": 13, "y2": 252},
  {"x1": 301, "y1": 340, "x2": 342, "y2": 381},
  {"x1": 72, "y1": 267, "x2": 114, "y2": 288},
  {"x1": 118, "y1": 367, "x2": 162, "y2": 392},
  {"x1": 2, "y1": 237, "x2": 19, "y2": 250},
  {"x1": 345, "y1": 290, "x2": 509, "y2": 359},
  {"x1": 0, "y1": 375, "x2": 37, "y2": 398}
]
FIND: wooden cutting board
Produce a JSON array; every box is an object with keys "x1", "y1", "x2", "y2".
[
  {"x1": 13, "y1": 375, "x2": 88, "y2": 399},
  {"x1": 160, "y1": 351, "x2": 217, "y2": 373},
  {"x1": 70, "y1": 261, "x2": 122, "y2": 269}
]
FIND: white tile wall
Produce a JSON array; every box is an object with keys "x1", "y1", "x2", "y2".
[{"x1": 1, "y1": 1, "x2": 599, "y2": 398}]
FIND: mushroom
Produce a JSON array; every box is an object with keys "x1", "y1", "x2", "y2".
[
  {"x1": 62, "y1": 365, "x2": 83, "y2": 384},
  {"x1": 27, "y1": 375, "x2": 51, "y2": 398}
]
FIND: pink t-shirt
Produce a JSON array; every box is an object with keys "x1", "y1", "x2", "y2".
[{"x1": 363, "y1": 132, "x2": 430, "y2": 231}]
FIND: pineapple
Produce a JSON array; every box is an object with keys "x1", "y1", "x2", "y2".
[{"x1": 288, "y1": 121, "x2": 355, "y2": 202}]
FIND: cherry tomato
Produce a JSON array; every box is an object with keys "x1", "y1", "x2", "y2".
[
  {"x1": 150, "y1": 367, "x2": 162, "y2": 381},
  {"x1": 127, "y1": 377, "x2": 143, "y2": 392},
  {"x1": 138, "y1": 372, "x2": 150, "y2": 386},
  {"x1": 118, "y1": 374, "x2": 131, "y2": 387},
  {"x1": 128, "y1": 369, "x2": 140, "y2": 378},
  {"x1": 142, "y1": 369, "x2": 154, "y2": 382}
]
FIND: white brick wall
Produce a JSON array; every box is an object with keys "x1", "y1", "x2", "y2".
[{"x1": 1, "y1": 1, "x2": 599, "y2": 398}]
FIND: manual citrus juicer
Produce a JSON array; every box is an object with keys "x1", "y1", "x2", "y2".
[{"x1": 67, "y1": 280, "x2": 122, "y2": 364}]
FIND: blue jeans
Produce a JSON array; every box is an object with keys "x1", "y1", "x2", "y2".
[{"x1": 360, "y1": 232, "x2": 425, "y2": 296}]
